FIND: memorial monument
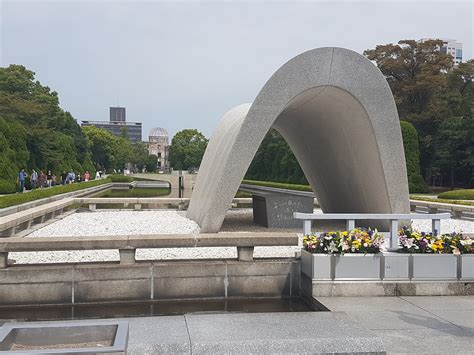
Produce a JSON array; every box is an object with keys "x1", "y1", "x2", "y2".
[{"x1": 188, "y1": 47, "x2": 410, "y2": 233}]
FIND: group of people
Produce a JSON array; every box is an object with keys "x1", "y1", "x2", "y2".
[{"x1": 17, "y1": 169, "x2": 104, "y2": 193}]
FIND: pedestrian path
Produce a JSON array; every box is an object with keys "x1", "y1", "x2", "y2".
[{"x1": 317, "y1": 296, "x2": 474, "y2": 354}]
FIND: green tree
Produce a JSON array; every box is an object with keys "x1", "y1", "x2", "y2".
[
  {"x1": 168, "y1": 129, "x2": 208, "y2": 170},
  {"x1": 365, "y1": 40, "x2": 473, "y2": 187},
  {"x1": 400, "y1": 121, "x2": 428, "y2": 192},
  {"x1": 82, "y1": 125, "x2": 134, "y2": 171},
  {"x1": 0, "y1": 64, "x2": 90, "y2": 191},
  {"x1": 246, "y1": 129, "x2": 307, "y2": 184}
]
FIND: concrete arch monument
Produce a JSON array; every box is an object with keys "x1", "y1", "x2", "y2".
[{"x1": 187, "y1": 47, "x2": 410, "y2": 233}]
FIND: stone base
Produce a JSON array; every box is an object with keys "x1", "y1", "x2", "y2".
[
  {"x1": 302, "y1": 275, "x2": 474, "y2": 297},
  {"x1": 0, "y1": 259, "x2": 300, "y2": 306}
]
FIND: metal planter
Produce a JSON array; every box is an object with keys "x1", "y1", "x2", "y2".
[
  {"x1": 383, "y1": 252, "x2": 410, "y2": 280},
  {"x1": 333, "y1": 254, "x2": 382, "y2": 280},
  {"x1": 301, "y1": 250, "x2": 332, "y2": 280},
  {"x1": 460, "y1": 254, "x2": 474, "y2": 280},
  {"x1": 411, "y1": 254, "x2": 458, "y2": 280}
]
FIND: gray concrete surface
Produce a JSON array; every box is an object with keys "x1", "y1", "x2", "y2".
[
  {"x1": 123, "y1": 312, "x2": 385, "y2": 354},
  {"x1": 188, "y1": 47, "x2": 410, "y2": 232},
  {"x1": 317, "y1": 296, "x2": 474, "y2": 354},
  {"x1": 0, "y1": 297, "x2": 471, "y2": 354}
]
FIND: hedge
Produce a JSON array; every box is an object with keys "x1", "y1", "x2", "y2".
[
  {"x1": 242, "y1": 179, "x2": 313, "y2": 192},
  {"x1": 410, "y1": 195, "x2": 474, "y2": 206},
  {"x1": 0, "y1": 178, "x2": 111, "y2": 209},
  {"x1": 0, "y1": 180, "x2": 17, "y2": 194},
  {"x1": 438, "y1": 189, "x2": 474, "y2": 201},
  {"x1": 400, "y1": 121, "x2": 429, "y2": 193},
  {"x1": 108, "y1": 174, "x2": 134, "y2": 183}
]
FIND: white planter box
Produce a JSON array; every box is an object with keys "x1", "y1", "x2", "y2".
[
  {"x1": 460, "y1": 254, "x2": 474, "y2": 280},
  {"x1": 301, "y1": 250, "x2": 332, "y2": 280},
  {"x1": 383, "y1": 252, "x2": 410, "y2": 280},
  {"x1": 334, "y1": 254, "x2": 382, "y2": 280},
  {"x1": 411, "y1": 254, "x2": 458, "y2": 280}
]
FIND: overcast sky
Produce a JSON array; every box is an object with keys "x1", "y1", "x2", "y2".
[{"x1": 1, "y1": 0, "x2": 472, "y2": 139}]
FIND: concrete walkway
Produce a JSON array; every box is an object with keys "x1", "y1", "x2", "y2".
[
  {"x1": 1, "y1": 297, "x2": 472, "y2": 354},
  {"x1": 317, "y1": 296, "x2": 474, "y2": 354}
]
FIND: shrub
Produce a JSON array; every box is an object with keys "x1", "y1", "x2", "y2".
[
  {"x1": 0, "y1": 180, "x2": 17, "y2": 194},
  {"x1": 438, "y1": 189, "x2": 474, "y2": 200},
  {"x1": 108, "y1": 174, "x2": 134, "y2": 183},
  {"x1": 0, "y1": 178, "x2": 111, "y2": 209}
]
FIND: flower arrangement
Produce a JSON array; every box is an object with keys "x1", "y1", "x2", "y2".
[
  {"x1": 399, "y1": 227, "x2": 473, "y2": 254},
  {"x1": 303, "y1": 228, "x2": 385, "y2": 254}
]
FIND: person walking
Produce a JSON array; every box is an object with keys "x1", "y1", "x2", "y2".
[
  {"x1": 38, "y1": 171, "x2": 46, "y2": 188},
  {"x1": 95, "y1": 171, "x2": 100, "y2": 180},
  {"x1": 84, "y1": 171, "x2": 91, "y2": 182},
  {"x1": 18, "y1": 169, "x2": 27, "y2": 193},
  {"x1": 61, "y1": 171, "x2": 68, "y2": 185},
  {"x1": 46, "y1": 170, "x2": 53, "y2": 187},
  {"x1": 51, "y1": 173, "x2": 57, "y2": 186},
  {"x1": 30, "y1": 169, "x2": 38, "y2": 190}
]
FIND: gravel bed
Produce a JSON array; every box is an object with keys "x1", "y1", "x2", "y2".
[
  {"x1": 9, "y1": 209, "x2": 473, "y2": 265},
  {"x1": 27, "y1": 210, "x2": 200, "y2": 237}
]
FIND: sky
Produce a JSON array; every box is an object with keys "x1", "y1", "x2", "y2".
[{"x1": 1, "y1": 0, "x2": 473, "y2": 139}]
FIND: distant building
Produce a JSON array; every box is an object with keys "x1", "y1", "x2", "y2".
[
  {"x1": 81, "y1": 106, "x2": 142, "y2": 142},
  {"x1": 148, "y1": 127, "x2": 170, "y2": 171},
  {"x1": 110, "y1": 106, "x2": 126, "y2": 122},
  {"x1": 420, "y1": 38, "x2": 463, "y2": 65}
]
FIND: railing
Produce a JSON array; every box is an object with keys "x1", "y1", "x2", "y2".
[
  {"x1": 0, "y1": 232, "x2": 299, "y2": 268},
  {"x1": 293, "y1": 212, "x2": 451, "y2": 250}
]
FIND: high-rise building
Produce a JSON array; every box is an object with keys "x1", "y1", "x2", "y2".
[
  {"x1": 110, "y1": 106, "x2": 126, "y2": 122},
  {"x1": 420, "y1": 38, "x2": 463, "y2": 65},
  {"x1": 148, "y1": 127, "x2": 170, "y2": 171},
  {"x1": 81, "y1": 106, "x2": 142, "y2": 142}
]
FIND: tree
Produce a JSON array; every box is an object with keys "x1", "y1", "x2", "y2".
[
  {"x1": 246, "y1": 129, "x2": 307, "y2": 184},
  {"x1": 365, "y1": 40, "x2": 473, "y2": 187},
  {"x1": 82, "y1": 125, "x2": 134, "y2": 171},
  {"x1": 400, "y1": 121, "x2": 428, "y2": 192},
  {"x1": 168, "y1": 129, "x2": 208, "y2": 170},
  {"x1": 0, "y1": 64, "x2": 91, "y2": 192}
]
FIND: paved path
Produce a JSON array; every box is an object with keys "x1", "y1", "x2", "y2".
[{"x1": 317, "y1": 296, "x2": 474, "y2": 354}]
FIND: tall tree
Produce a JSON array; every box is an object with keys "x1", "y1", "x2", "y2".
[
  {"x1": 365, "y1": 40, "x2": 473, "y2": 187},
  {"x1": 0, "y1": 64, "x2": 91, "y2": 191},
  {"x1": 168, "y1": 129, "x2": 208, "y2": 170}
]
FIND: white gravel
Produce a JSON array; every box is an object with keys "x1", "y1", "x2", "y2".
[
  {"x1": 28, "y1": 210, "x2": 200, "y2": 237},
  {"x1": 9, "y1": 209, "x2": 473, "y2": 265}
]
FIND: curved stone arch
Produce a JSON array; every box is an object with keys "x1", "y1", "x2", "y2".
[{"x1": 187, "y1": 47, "x2": 409, "y2": 232}]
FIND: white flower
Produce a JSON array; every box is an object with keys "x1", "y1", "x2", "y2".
[{"x1": 328, "y1": 241, "x2": 339, "y2": 253}]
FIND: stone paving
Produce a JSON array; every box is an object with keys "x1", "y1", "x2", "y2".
[{"x1": 317, "y1": 296, "x2": 474, "y2": 354}]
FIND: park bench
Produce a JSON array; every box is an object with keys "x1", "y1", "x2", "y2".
[
  {"x1": 0, "y1": 232, "x2": 299, "y2": 268},
  {"x1": 293, "y1": 212, "x2": 451, "y2": 250}
]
